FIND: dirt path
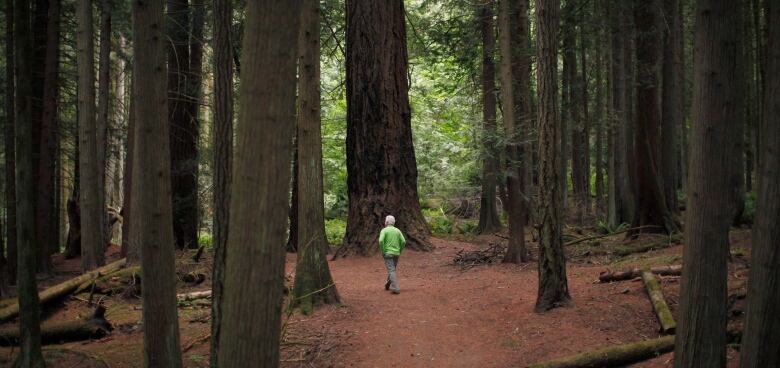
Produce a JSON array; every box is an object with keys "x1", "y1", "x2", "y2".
[{"x1": 290, "y1": 238, "x2": 667, "y2": 367}]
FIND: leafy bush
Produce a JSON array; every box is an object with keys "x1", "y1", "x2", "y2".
[
  {"x1": 325, "y1": 218, "x2": 347, "y2": 246},
  {"x1": 596, "y1": 219, "x2": 630, "y2": 235},
  {"x1": 422, "y1": 208, "x2": 454, "y2": 235},
  {"x1": 454, "y1": 219, "x2": 478, "y2": 234},
  {"x1": 742, "y1": 191, "x2": 757, "y2": 225},
  {"x1": 198, "y1": 233, "x2": 214, "y2": 249}
]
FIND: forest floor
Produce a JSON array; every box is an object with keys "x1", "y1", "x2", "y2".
[{"x1": 0, "y1": 227, "x2": 750, "y2": 367}]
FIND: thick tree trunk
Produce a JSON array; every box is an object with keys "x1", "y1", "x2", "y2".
[
  {"x1": 133, "y1": 0, "x2": 184, "y2": 365},
  {"x1": 534, "y1": 0, "x2": 570, "y2": 312},
  {"x1": 740, "y1": 2, "x2": 780, "y2": 366},
  {"x1": 210, "y1": 0, "x2": 233, "y2": 365},
  {"x1": 661, "y1": 0, "x2": 683, "y2": 215},
  {"x1": 674, "y1": 0, "x2": 742, "y2": 366},
  {"x1": 630, "y1": 0, "x2": 677, "y2": 236},
  {"x1": 511, "y1": 0, "x2": 535, "y2": 227},
  {"x1": 14, "y1": 0, "x2": 46, "y2": 364},
  {"x1": 4, "y1": 0, "x2": 17, "y2": 286},
  {"x1": 499, "y1": 0, "x2": 527, "y2": 263},
  {"x1": 189, "y1": 0, "x2": 204, "y2": 236},
  {"x1": 477, "y1": 1, "x2": 503, "y2": 235},
  {"x1": 167, "y1": 0, "x2": 198, "y2": 250},
  {"x1": 121, "y1": 63, "x2": 137, "y2": 264},
  {"x1": 338, "y1": 0, "x2": 432, "y2": 257},
  {"x1": 292, "y1": 0, "x2": 341, "y2": 312},
  {"x1": 594, "y1": 17, "x2": 606, "y2": 217},
  {"x1": 217, "y1": 1, "x2": 302, "y2": 365},
  {"x1": 96, "y1": 0, "x2": 112, "y2": 250}
]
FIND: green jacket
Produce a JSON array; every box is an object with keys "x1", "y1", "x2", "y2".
[{"x1": 379, "y1": 225, "x2": 406, "y2": 256}]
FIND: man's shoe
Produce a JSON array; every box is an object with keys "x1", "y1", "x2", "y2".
[
  {"x1": 385, "y1": 281, "x2": 391, "y2": 291},
  {"x1": 391, "y1": 289, "x2": 400, "y2": 294}
]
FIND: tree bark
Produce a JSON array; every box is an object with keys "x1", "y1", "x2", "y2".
[
  {"x1": 338, "y1": 0, "x2": 432, "y2": 256},
  {"x1": 740, "y1": 1, "x2": 780, "y2": 366},
  {"x1": 4, "y1": 0, "x2": 17, "y2": 286},
  {"x1": 529, "y1": 336, "x2": 675, "y2": 368},
  {"x1": 512, "y1": 0, "x2": 535, "y2": 227},
  {"x1": 14, "y1": 0, "x2": 46, "y2": 364},
  {"x1": 674, "y1": 0, "x2": 742, "y2": 366},
  {"x1": 477, "y1": 0, "x2": 503, "y2": 235},
  {"x1": 641, "y1": 271, "x2": 676, "y2": 334},
  {"x1": 499, "y1": 0, "x2": 527, "y2": 263},
  {"x1": 96, "y1": 0, "x2": 112, "y2": 250},
  {"x1": 121, "y1": 56, "x2": 137, "y2": 264},
  {"x1": 630, "y1": 0, "x2": 677, "y2": 236},
  {"x1": 534, "y1": 0, "x2": 570, "y2": 312},
  {"x1": 291, "y1": 0, "x2": 341, "y2": 313},
  {"x1": 210, "y1": 0, "x2": 233, "y2": 365},
  {"x1": 661, "y1": 0, "x2": 683, "y2": 215},
  {"x1": 287, "y1": 136, "x2": 299, "y2": 252},
  {"x1": 132, "y1": 0, "x2": 184, "y2": 365},
  {"x1": 217, "y1": 1, "x2": 302, "y2": 365}
]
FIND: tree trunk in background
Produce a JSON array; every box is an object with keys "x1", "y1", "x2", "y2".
[
  {"x1": 96, "y1": 0, "x2": 112, "y2": 248},
  {"x1": 4, "y1": 0, "x2": 17, "y2": 286},
  {"x1": 31, "y1": 1, "x2": 47, "y2": 246},
  {"x1": 578, "y1": 15, "x2": 591, "y2": 218},
  {"x1": 673, "y1": 0, "x2": 742, "y2": 366},
  {"x1": 167, "y1": 0, "x2": 199, "y2": 250},
  {"x1": 661, "y1": 0, "x2": 682, "y2": 214},
  {"x1": 535, "y1": 0, "x2": 570, "y2": 312},
  {"x1": 121, "y1": 68, "x2": 137, "y2": 264},
  {"x1": 132, "y1": 0, "x2": 183, "y2": 365},
  {"x1": 14, "y1": 0, "x2": 46, "y2": 364},
  {"x1": 77, "y1": 0, "x2": 105, "y2": 271},
  {"x1": 217, "y1": 1, "x2": 302, "y2": 365},
  {"x1": 561, "y1": 0, "x2": 575, "y2": 217},
  {"x1": 36, "y1": 0, "x2": 60, "y2": 270},
  {"x1": 65, "y1": 144, "x2": 81, "y2": 259},
  {"x1": 512, "y1": 0, "x2": 535, "y2": 227},
  {"x1": 292, "y1": 0, "x2": 341, "y2": 313},
  {"x1": 499, "y1": 0, "x2": 527, "y2": 263},
  {"x1": 594, "y1": 2, "x2": 606, "y2": 217},
  {"x1": 189, "y1": 0, "x2": 204, "y2": 235},
  {"x1": 338, "y1": 0, "x2": 432, "y2": 256},
  {"x1": 740, "y1": 2, "x2": 780, "y2": 365},
  {"x1": 477, "y1": 0, "x2": 503, "y2": 235},
  {"x1": 630, "y1": 0, "x2": 676, "y2": 236},
  {"x1": 210, "y1": 0, "x2": 233, "y2": 364},
  {"x1": 729, "y1": 2, "x2": 749, "y2": 225},
  {"x1": 287, "y1": 137, "x2": 299, "y2": 252},
  {"x1": 570, "y1": 4, "x2": 590, "y2": 225}
]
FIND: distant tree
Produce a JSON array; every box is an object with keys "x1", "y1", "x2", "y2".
[
  {"x1": 338, "y1": 0, "x2": 432, "y2": 256},
  {"x1": 14, "y1": 0, "x2": 46, "y2": 364},
  {"x1": 673, "y1": 0, "x2": 743, "y2": 366},
  {"x1": 512, "y1": 0, "x2": 536, "y2": 226},
  {"x1": 476, "y1": 0, "x2": 502, "y2": 235},
  {"x1": 534, "y1": 0, "x2": 570, "y2": 312},
  {"x1": 77, "y1": 0, "x2": 105, "y2": 271},
  {"x1": 740, "y1": 1, "x2": 780, "y2": 366},
  {"x1": 217, "y1": 1, "x2": 302, "y2": 365},
  {"x1": 661, "y1": 0, "x2": 683, "y2": 215},
  {"x1": 132, "y1": 0, "x2": 183, "y2": 365},
  {"x1": 96, "y1": 0, "x2": 112, "y2": 244},
  {"x1": 4, "y1": 0, "x2": 17, "y2": 286},
  {"x1": 561, "y1": 0, "x2": 577, "y2": 219}
]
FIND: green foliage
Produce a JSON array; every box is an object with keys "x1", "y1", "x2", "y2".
[
  {"x1": 455, "y1": 219, "x2": 478, "y2": 234},
  {"x1": 595, "y1": 219, "x2": 630, "y2": 235},
  {"x1": 742, "y1": 191, "x2": 757, "y2": 224},
  {"x1": 325, "y1": 218, "x2": 347, "y2": 246},
  {"x1": 198, "y1": 233, "x2": 214, "y2": 249},
  {"x1": 422, "y1": 208, "x2": 454, "y2": 235}
]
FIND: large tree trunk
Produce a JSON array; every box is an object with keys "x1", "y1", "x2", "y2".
[
  {"x1": 167, "y1": 0, "x2": 199, "y2": 250},
  {"x1": 77, "y1": 0, "x2": 105, "y2": 271},
  {"x1": 594, "y1": 5, "x2": 607, "y2": 217},
  {"x1": 534, "y1": 0, "x2": 570, "y2": 312},
  {"x1": 96, "y1": 0, "x2": 112, "y2": 249},
  {"x1": 36, "y1": 0, "x2": 60, "y2": 273},
  {"x1": 338, "y1": 0, "x2": 431, "y2": 257},
  {"x1": 217, "y1": 1, "x2": 302, "y2": 365},
  {"x1": 14, "y1": 0, "x2": 46, "y2": 364},
  {"x1": 512, "y1": 0, "x2": 535, "y2": 227},
  {"x1": 740, "y1": 1, "x2": 780, "y2": 366},
  {"x1": 132, "y1": 0, "x2": 183, "y2": 365},
  {"x1": 121, "y1": 56, "x2": 137, "y2": 264},
  {"x1": 673, "y1": 0, "x2": 742, "y2": 366},
  {"x1": 499, "y1": 0, "x2": 527, "y2": 263},
  {"x1": 661, "y1": 0, "x2": 683, "y2": 215},
  {"x1": 189, "y1": 0, "x2": 204, "y2": 236},
  {"x1": 291, "y1": 0, "x2": 341, "y2": 313},
  {"x1": 4, "y1": 0, "x2": 17, "y2": 286},
  {"x1": 210, "y1": 0, "x2": 233, "y2": 365},
  {"x1": 630, "y1": 0, "x2": 676, "y2": 236},
  {"x1": 560, "y1": 0, "x2": 575, "y2": 217},
  {"x1": 476, "y1": 0, "x2": 503, "y2": 235}
]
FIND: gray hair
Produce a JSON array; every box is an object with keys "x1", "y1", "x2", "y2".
[{"x1": 385, "y1": 215, "x2": 396, "y2": 226}]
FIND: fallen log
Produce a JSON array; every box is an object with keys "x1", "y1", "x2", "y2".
[
  {"x1": 0, "y1": 259, "x2": 127, "y2": 323},
  {"x1": 74, "y1": 265, "x2": 140, "y2": 295},
  {"x1": 0, "y1": 306, "x2": 112, "y2": 346},
  {"x1": 641, "y1": 271, "x2": 676, "y2": 334},
  {"x1": 177, "y1": 290, "x2": 212, "y2": 302},
  {"x1": 599, "y1": 265, "x2": 682, "y2": 283},
  {"x1": 528, "y1": 336, "x2": 675, "y2": 368}
]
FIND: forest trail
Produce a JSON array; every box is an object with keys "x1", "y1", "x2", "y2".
[{"x1": 290, "y1": 237, "x2": 678, "y2": 368}]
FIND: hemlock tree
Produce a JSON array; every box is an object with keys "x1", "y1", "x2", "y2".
[
  {"x1": 673, "y1": 0, "x2": 742, "y2": 366},
  {"x1": 338, "y1": 0, "x2": 432, "y2": 257},
  {"x1": 132, "y1": 0, "x2": 183, "y2": 365},
  {"x1": 476, "y1": 0, "x2": 502, "y2": 235},
  {"x1": 291, "y1": 0, "x2": 341, "y2": 314},
  {"x1": 740, "y1": 1, "x2": 780, "y2": 365},
  {"x1": 14, "y1": 0, "x2": 45, "y2": 365},
  {"x1": 217, "y1": 0, "x2": 303, "y2": 365},
  {"x1": 534, "y1": 0, "x2": 570, "y2": 312},
  {"x1": 77, "y1": 0, "x2": 105, "y2": 271},
  {"x1": 210, "y1": 0, "x2": 234, "y2": 364}
]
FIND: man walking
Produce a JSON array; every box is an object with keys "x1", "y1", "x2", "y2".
[{"x1": 379, "y1": 215, "x2": 406, "y2": 294}]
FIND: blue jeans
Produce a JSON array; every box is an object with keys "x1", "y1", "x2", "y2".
[{"x1": 383, "y1": 255, "x2": 400, "y2": 292}]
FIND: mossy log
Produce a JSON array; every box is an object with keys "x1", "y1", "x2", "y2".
[
  {"x1": 641, "y1": 271, "x2": 677, "y2": 334},
  {"x1": 528, "y1": 336, "x2": 675, "y2": 368},
  {"x1": 177, "y1": 290, "x2": 212, "y2": 302},
  {"x1": 0, "y1": 259, "x2": 127, "y2": 323},
  {"x1": 74, "y1": 265, "x2": 141, "y2": 295},
  {"x1": 599, "y1": 265, "x2": 682, "y2": 282},
  {"x1": 0, "y1": 306, "x2": 112, "y2": 346}
]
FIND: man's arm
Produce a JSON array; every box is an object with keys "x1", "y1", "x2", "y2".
[
  {"x1": 379, "y1": 229, "x2": 386, "y2": 253},
  {"x1": 400, "y1": 231, "x2": 406, "y2": 251}
]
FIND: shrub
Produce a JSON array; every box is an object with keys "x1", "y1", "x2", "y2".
[
  {"x1": 422, "y1": 208, "x2": 454, "y2": 235},
  {"x1": 325, "y1": 218, "x2": 347, "y2": 246},
  {"x1": 198, "y1": 233, "x2": 214, "y2": 249}
]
